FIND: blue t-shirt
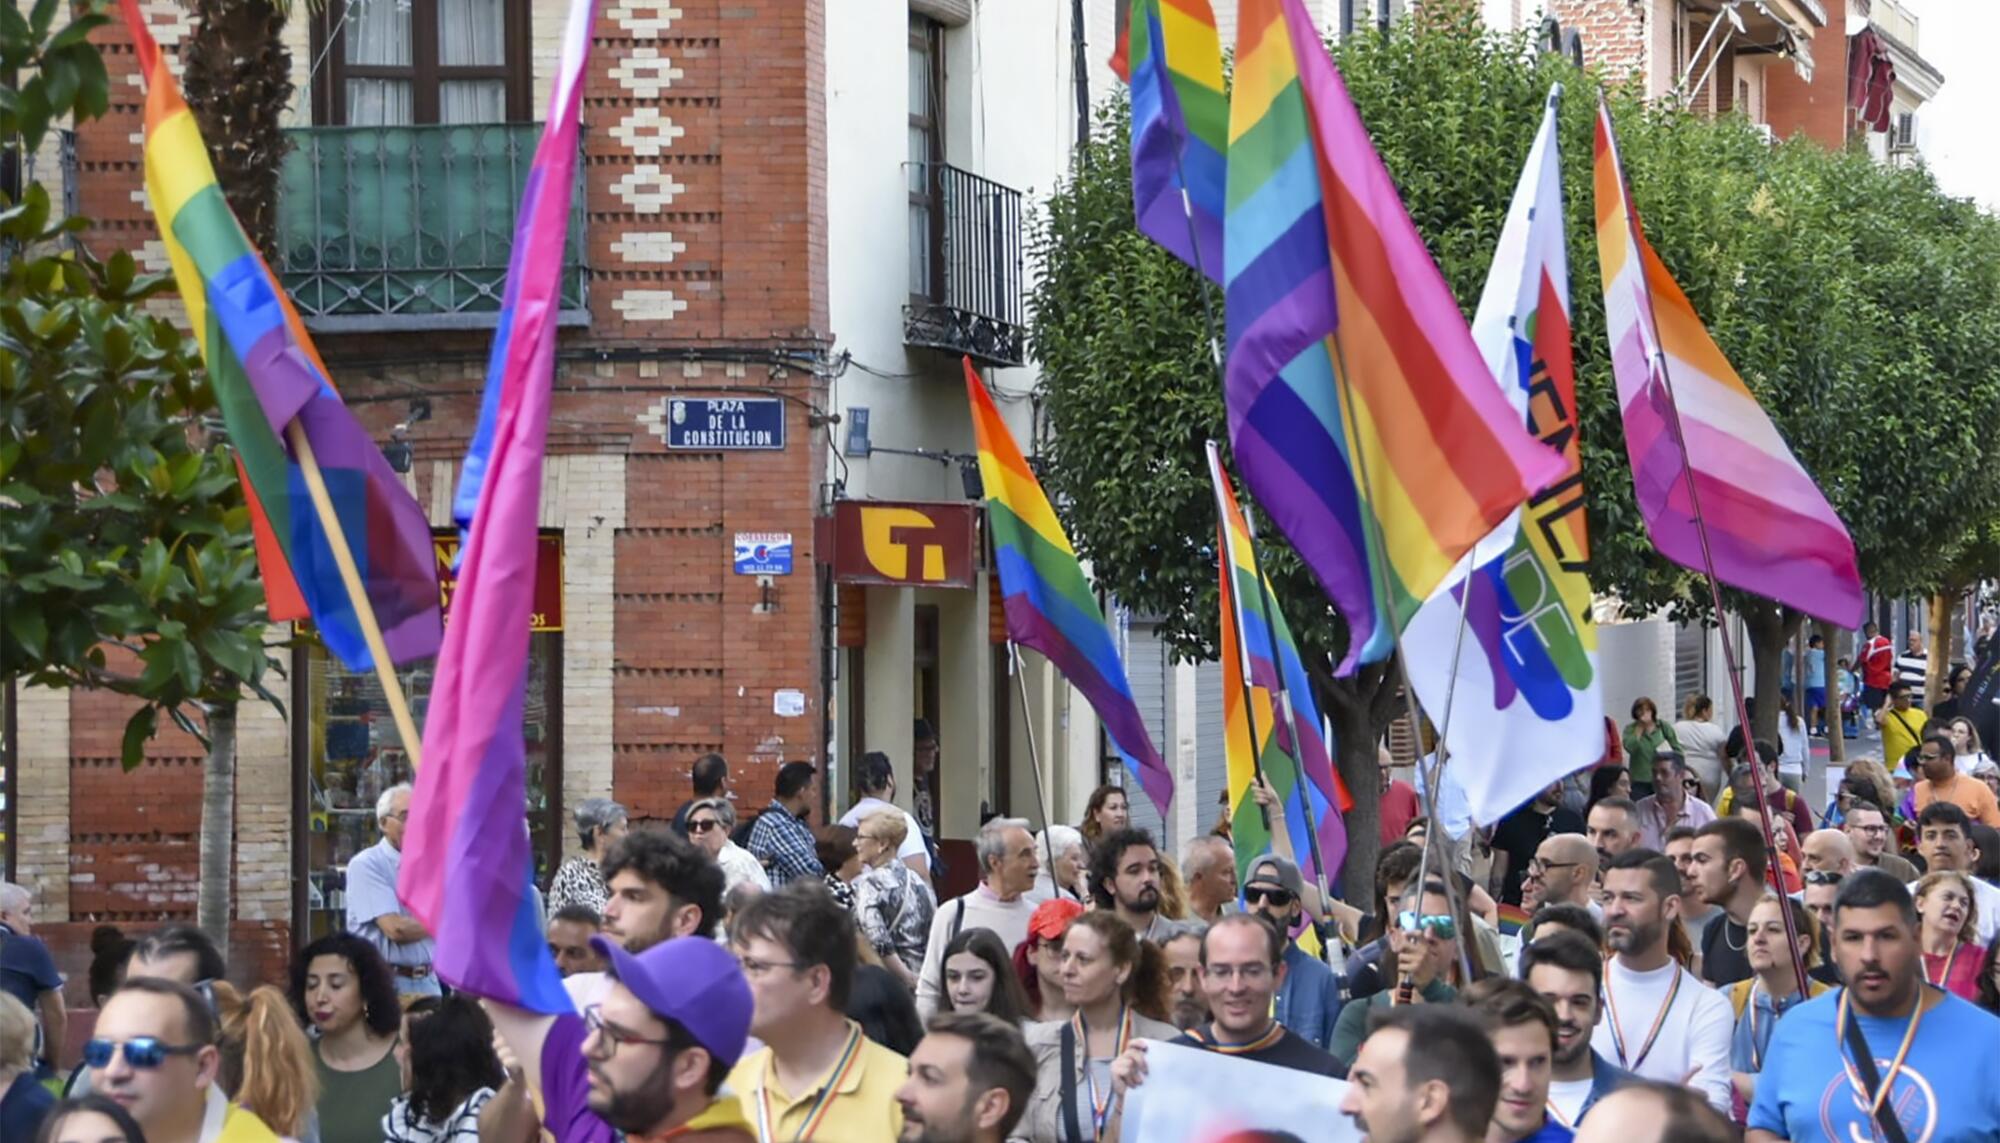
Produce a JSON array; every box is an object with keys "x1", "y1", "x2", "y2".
[
  {"x1": 1516, "y1": 1121, "x2": 1574, "y2": 1143},
  {"x1": 1748, "y1": 988, "x2": 2000, "y2": 1141},
  {"x1": 0, "y1": 924, "x2": 60, "y2": 1012},
  {"x1": 0, "y1": 1071, "x2": 55, "y2": 1140}
]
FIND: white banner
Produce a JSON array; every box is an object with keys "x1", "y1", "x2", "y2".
[{"x1": 1120, "y1": 1042, "x2": 1360, "y2": 1143}]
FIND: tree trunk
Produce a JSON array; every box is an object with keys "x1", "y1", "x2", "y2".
[
  {"x1": 198, "y1": 702, "x2": 237, "y2": 950},
  {"x1": 1738, "y1": 601, "x2": 1799, "y2": 749},
  {"x1": 1312, "y1": 657, "x2": 1402, "y2": 904},
  {"x1": 180, "y1": 1, "x2": 293, "y2": 258},
  {"x1": 1819, "y1": 620, "x2": 1846, "y2": 764},
  {"x1": 1926, "y1": 592, "x2": 1954, "y2": 707}
]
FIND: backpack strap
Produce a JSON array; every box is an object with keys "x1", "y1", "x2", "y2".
[{"x1": 1730, "y1": 978, "x2": 1755, "y2": 1020}]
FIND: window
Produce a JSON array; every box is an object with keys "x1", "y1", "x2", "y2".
[
  {"x1": 909, "y1": 15, "x2": 945, "y2": 301},
  {"x1": 315, "y1": 0, "x2": 532, "y2": 126}
]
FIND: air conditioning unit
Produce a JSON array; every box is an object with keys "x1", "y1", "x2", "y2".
[{"x1": 1892, "y1": 112, "x2": 1917, "y2": 152}]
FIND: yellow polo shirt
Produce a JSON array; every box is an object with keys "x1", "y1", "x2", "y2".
[{"x1": 727, "y1": 1021, "x2": 905, "y2": 1141}]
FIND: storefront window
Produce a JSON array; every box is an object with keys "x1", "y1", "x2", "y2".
[{"x1": 299, "y1": 529, "x2": 566, "y2": 941}]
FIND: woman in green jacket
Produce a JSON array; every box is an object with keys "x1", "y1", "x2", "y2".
[{"x1": 1622, "y1": 696, "x2": 1680, "y2": 797}]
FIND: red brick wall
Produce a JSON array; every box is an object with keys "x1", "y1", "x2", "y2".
[
  {"x1": 41, "y1": 921, "x2": 292, "y2": 1008},
  {"x1": 1764, "y1": 4, "x2": 1849, "y2": 148},
  {"x1": 1550, "y1": 0, "x2": 1649, "y2": 83}
]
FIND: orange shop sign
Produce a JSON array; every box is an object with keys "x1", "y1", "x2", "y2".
[
  {"x1": 820, "y1": 500, "x2": 977, "y2": 589},
  {"x1": 434, "y1": 530, "x2": 565, "y2": 631}
]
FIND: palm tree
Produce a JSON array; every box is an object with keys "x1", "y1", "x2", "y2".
[{"x1": 179, "y1": 0, "x2": 295, "y2": 257}]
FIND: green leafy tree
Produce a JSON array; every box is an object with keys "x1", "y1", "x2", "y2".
[
  {"x1": 1029, "y1": 9, "x2": 2000, "y2": 891},
  {"x1": 1, "y1": 10, "x2": 281, "y2": 945}
]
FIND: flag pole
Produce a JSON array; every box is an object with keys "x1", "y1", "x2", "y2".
[
  {"x1": 1597, "y1": 93, "x2": 1808, "y2": 987},
  {"x1": 1006, "y1": 641, "x2": 1066, "y2": 899},
  {"x1": 286, "y1": 422, "x2": 425, "y2": 768}
]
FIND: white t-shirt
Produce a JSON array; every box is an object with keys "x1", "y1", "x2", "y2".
[
  {"x1": 1911, "y1": 873, "x2": 2000, "y2": 945},
  {"x1": 1589, "y1": 957, "x2": 1734, "y2": 1113},
  {"x1": 913, "y1": 885, "x2": 1038, "y2": 1020},
  {"x1": 1957, "y1": 750, "x2": 1993, "y2": 775},
  {"x1": 838, "y1": 797, "x2": 930, "y2": 869},
  {"x1": 1546, "y1": 1076, "x2": 1593, "y2": 1128}
]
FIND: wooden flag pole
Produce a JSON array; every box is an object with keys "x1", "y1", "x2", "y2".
[{"x1": 286, "y1": 421, "x2": 425, "y2": 769}]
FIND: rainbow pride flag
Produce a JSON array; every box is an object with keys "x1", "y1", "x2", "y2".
[
  {"x1": 965, "y1": 359, "x2": 1172, "y2": 812},
  {"x1": 1405, "y1": 88, "x2": 1604, "y2": 827},
  {"x1": 1210, "y1": 443, "x2": 1348, "y2": 891},
  {"x1": 1120, "y1": 0, "x2": 1226, "y2": 281},
  {"x1": 396, "y1": 0, "x2": 594, "y2": 1013},
  {"x1": 120, "y1": 0, "x2": 440, "y2": 671},
  {"x1": 1223, "y1": 0, "x2": 1563, "y2": 674},
  {"x1": 1593, "y1": 95, "x2": 1862, "y2": 625}
]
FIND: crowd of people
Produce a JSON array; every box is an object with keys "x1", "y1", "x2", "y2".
[{"x1": 10, "y1": 692, "x2": 2000, "y2": 1142}]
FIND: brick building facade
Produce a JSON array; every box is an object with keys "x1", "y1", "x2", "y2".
[{"x1": 8, "y1": 0, "x2": 836, "y2": 996}]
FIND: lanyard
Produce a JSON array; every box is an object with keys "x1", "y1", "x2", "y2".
[
  {"x1": 1603, "y1": 962, "x2": 1683, "y2": 1073},
  {"x1": 1185, "y1": 1021, "x2": 1285, "y2": 1054},
  {"x1": 1834, "y1": 988, "x2": 1926, "y2": 1126},
  {"x1": 1073, "y1": 1003, "x2": 1132, "y2": 1141},
  {"x1": 1544, "y1": 1099, "x2": 1573, "y2": 1130},
  {"x1": 1744, "y1": 984, "x2": 1806, "y2": 1072},
  {"x1": 753, "y1": 1024, "x2": 865, "y2": 1143},
  {"x1": 1923, "y1": 942, "x2": 1961, "y2": 989}
]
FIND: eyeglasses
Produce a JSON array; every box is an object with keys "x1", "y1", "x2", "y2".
[
  {"x1": 688, "y1": 819, "x2": 721, "y2": 834},
  {"x1": 1244, "y1": 886, "x2": 1295, "y2": 907},
  {"x1": 581, "y1": 1005, "x2": 674, "y2": 1060},
  {"x1": 1397, "y1": 912, "x2": 1457, "y2": 940},
  {"x1": 1804, "y1": 871, "x2": 1845, "y2": 886},
  {"x1": 83, "y1": 1037, "x2": 204, "y2": 1070},
  {"x1": 735, "y1": 954, "x2": 805, "y2": 978},
  {"x1": 1527, "y1": 859, "x2": 1579, "y2": 875}
]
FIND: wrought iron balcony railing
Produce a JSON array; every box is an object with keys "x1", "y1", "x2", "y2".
[
  {"x1": 904, "y1": 162, "x2": 1024, "y2": 369},
  {"x1": 276, "y1": 122, "x2": 587, "y2": 332}
]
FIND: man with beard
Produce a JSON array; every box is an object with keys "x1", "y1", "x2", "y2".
[
  {"x1": 1490, "y1": 784, "x2": 1587, "y2": 907},
  {"x1": 895, "y1": 1013, "x2": 1035, "y2": 1143},
  {"x1": 1460, "y1": 978, "x2": 1572, "y2": 1143},
  {"x1": 1911, "y1": 731, "x2": 2000, "y2": 824},
  {"x1": 1087, "y1": 827, "x2": 1168, "y2": 942},
  {"x1": 1157, "y1": 920, "x2": 1210, "y2": 1031},
  {"x1": 1522, "y1": 834, "x2": 1599, "y2": 921},
  {"x1": 1746, "y1": 870, "x2": 2000, "y2": 1141},
  {"x1": 496, "y1": 937, "x2": 756, "y2": 1142},
  {"x1": 569, "y1": 828, "x2": 726, "y2": 1008},
  {"x1": 1686, "y1": 818, "x2": 1767, "y2": 987},
  {"x1": 1589, "y1": 850, "x2": 1732, "y2": 1113},
  {"x1": 1840, "y1": 801, "x2": 1918, "y2": 883},
  {"x1": 1242, "y1": 853, "x2": 1342, "y2": 1050},
  {"x1": 1339, "y1": 1006, "x2": 1500, "y2": 1143},
  {"x1": 1521, "y1": 932, "x2": 1634, "y2": 1127},
  {"x1": 1584, "y1": 799, "x2": 1643, "y2": 870}
]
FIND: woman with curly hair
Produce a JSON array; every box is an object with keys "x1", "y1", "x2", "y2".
[
  {"x1": 1016, "y1": 912, "x2": 1175, "y2": 1142},
  {"x1": 382, "y1": 995, "x2": 506, "y2": 1142},
  {"x1": 291, "y1": 932, "x2": 404, "y2": 1143}
]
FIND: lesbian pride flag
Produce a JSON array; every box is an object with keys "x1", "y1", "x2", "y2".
[{"x1": 396, "y1": 0, "x2": 594, "y2": 1013}]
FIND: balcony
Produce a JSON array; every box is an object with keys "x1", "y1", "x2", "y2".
[
  {"x1": 904, "y1": 163, "x2": 1025, "y2": 369},
  {"x1": 276, "y1": 122, "x2": 587, "y2": 333}
]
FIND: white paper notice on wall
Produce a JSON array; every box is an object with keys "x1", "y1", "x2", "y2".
[{"x1": 773, "y1": 689, "x2": 806, "y2": 717}]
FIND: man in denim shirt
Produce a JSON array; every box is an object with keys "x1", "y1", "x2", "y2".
[{"x1": 1243, "y1": 853, "x2": 1343, "y2": 1050}]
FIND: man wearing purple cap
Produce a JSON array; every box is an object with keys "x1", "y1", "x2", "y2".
[{"x1": 487, "y1": 936, "x2": 756, "y2": 1142}]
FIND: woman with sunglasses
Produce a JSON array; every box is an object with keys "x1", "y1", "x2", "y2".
[
  {"x1": 1017, "y1": 912, "x2": 1175, "y2": 1142},
  {"x1": 33, "y1": 1094, "x2": 148, "y2": 1143},
  {"x1": 684, "y1": 796, "x2": 769, "y2": 897},
  {"x1": 289, "y1": 933, "x2": 404, "y2": 1143},
  {"x1": 940, "y1": 927, "x2": 1033, "y2": 1026},
  {"x1": 1915, "y1": 870, "x2": 1986, "y2": 1000},
  {"x1": 382, "y1": 995, "x2": 506, "y2": 1143},
  {"x1": 0, "y1": 993, "x2": 54, "y2": 1141}
]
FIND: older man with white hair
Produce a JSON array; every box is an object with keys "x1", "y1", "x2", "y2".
[
  {"x1": 915, "y1": 816, "x2": 1040, "y2": 1019},
  {"x1": 345, "y1": 782, "x2": 439, "y2": 995},
  {"x1": 1181, "y1": 834, "x2": 1238, "y2": 923},
  {"x1": 0, "y1": 882, "x2": 63, "y2": 1071}
]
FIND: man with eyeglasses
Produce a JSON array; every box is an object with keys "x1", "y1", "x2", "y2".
[
  {"x1": 1839, "y1": 801, "x2": 1918, "y2": 883},
  {"x1": 1523, "y1": 834, "x2": 1600, "y2": 921},
  {"x1": 729, "y1": 883, "x2": 906, "y2": 1138},
  {"x1": 488, "y1": 936, "x2": 756, "y2": 1142},
  {"x1": 1911, "y1": 731, "x2": 2000, "y2": 825},
  {"x1": 345, "y1": 783, "x2": 439, "y2": 997},
  {"x1": 1491, "y1": 783, "x2": 1587, "y2": 907},
  {"x1": 1329, "y1": 879, "x2": 1461, "y2": 1075},
  {"x1": 1242, "y1": 853, "x2": 1342, "y2": 1051},
  {"x1": 1106, "y1": 913, "x2": 1343, "y2": 1132},
  {"x1": 88, "y1": 977, "x2": 280, "y2": 1143}
]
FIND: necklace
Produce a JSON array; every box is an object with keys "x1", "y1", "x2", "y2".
[
  {"x1": 1923, "y1": 941, "x2": 1962, "y2": 988},
  {"x1": 1723, "y1": 917, "x2": 1748, "y2": 952},
  {"x1": 1834, "y1": 987, "x2": 1927, "y2": 1125},
  {"x1": 1603, "y1": 960, "x2": 1683, "y2": 1072}
]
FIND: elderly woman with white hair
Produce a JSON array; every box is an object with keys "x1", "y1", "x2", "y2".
[
  {"x1": 548, "y1": 797, "x2": 628, "y2": 914},
  {"x1": 853, "y1": 809, "x2": 939, "y2": 986},
  {"x1": 684, "y1": 795, "x2": 769, "y2": 896},
  {"x1": 1031, "y1": 824, "x2": 1087, "y2": 903}
]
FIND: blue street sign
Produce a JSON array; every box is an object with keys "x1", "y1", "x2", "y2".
[
  {"x1": 665, "y1": 398, "x2": 786, "y2": 450},
  {"x1": 734, "y1": 532, "x2": 794, "y2": 576}
]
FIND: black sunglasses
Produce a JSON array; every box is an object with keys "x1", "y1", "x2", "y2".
[
  {"x1": 83, "y1": 1037, "x2": 204, "y2": 1070},
  {"x1": 688, "y1": 818, "x2": 722, "y2": 834},
  {"x1": 1804, "y1": 871, "x2": 1844, "y2": 886},
  {"x1": 1244, "y1": 886, "x2": 1295, "y2": 907}
]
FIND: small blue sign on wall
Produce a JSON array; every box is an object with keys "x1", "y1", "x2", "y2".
[
  {"x1": 666, "y1": 398, "x2": 786, "y2": 450},
  {"x1": 734, "y1": 532, "x2": 794, "y2": 576}
]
